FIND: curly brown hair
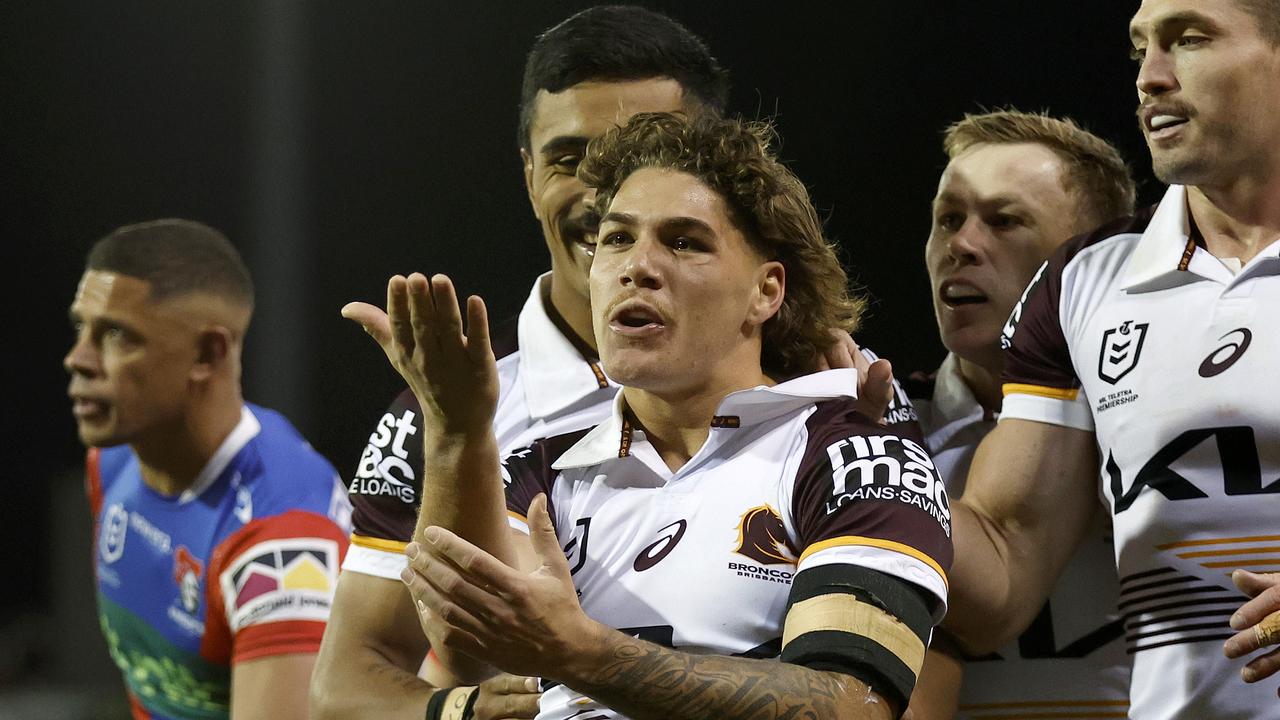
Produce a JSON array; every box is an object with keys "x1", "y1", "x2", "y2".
[{"x1": 579, "y1": 112, "x2": 864, "y2": 379}]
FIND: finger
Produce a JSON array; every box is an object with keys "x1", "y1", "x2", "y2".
[
  {"x1": 1230, "y1": 574, "x2": 1280, "y2": 629},
  {"x1": 401, "y1": 563, "x2": 490, "y2": 639},
  {"x1": 387, "y1": 275, "x2": 415, "y2": 354},
  {"x1": 1233, "y1": 569, "x2": 1278, "y2": 600},
  {"x1": 422, "y1": 526, "x2": 526, "y2": 596},
  {"x1": 1242, "y1": 646, "x2": 1280, "y2": 684},
  {"x1": 1227, "y1": 608, "x2": 1280, "y2": 657},
  {"x1": 466, "y1": 295, "x2": 493, "y2": 365},
  {"x1": 859, "y1": 358, "x2": 895, "y2": 424},
  {"x1": 824, "y1": 329, "x2": 857, "y2": 370},
  {"x1": 415, "y1": 545, "x2": 515, "y2": 626},
  {"x1": 527, "y1": 494, "x2": 572, "y2": 580},
  {"x1": 482, "y1": 674, "x2": 539, "y2": 696},
  {"x1": 406, "y1": 272, "x2": 438, "y2": 354},
  {"x1": 431, "y1": 274, "x2": 466, "y2": 346},
  {"x1": 340, "y1": 302, "x2": 393, "y2": 349}
]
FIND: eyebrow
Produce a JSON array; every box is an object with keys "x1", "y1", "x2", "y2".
[
  {"x1": 933, "y1": 192, "x2": 1028, "y2": 210},
  {"x1": 1130, "y1": 10, "x2": 1219, "y2": 41},
  {"x1": 601, "y1": 212, "x2": 717, "y2": 236},
  {"x1": 538, "y1": 135, "x2": 589, "y2": 157}
]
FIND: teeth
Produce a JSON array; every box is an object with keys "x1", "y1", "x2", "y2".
[
  {"x1": 1151, "y1": 115, "x2": 1184, "y2": 130},
  {"x1": 943, "y1": 284, "x2": 984, "y2": 301}
]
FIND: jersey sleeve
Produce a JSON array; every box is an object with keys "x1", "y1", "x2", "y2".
[
  {"x1": 202, "y1": 509, "x2": 349, "y2": 665},
  {"x1": 85, "y1": 448, "x2": 104, "y2": 518},
  {"x1": 344, "y1": 389, "x2": 425, "y2": 579},
  {"x1": 787, "y1": 401, "x2": 953, "y2": 617},
  {"x1": 1000, "y1": 251, "x2": 1093, "y2": 431}
]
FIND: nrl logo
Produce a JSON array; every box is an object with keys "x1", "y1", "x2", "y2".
[{"x1": 1098, "y1": 321, "x2": 1149, "y2": 385}]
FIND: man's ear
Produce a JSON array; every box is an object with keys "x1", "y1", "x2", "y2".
[
  {"x1": 521, "y1": 148, "x2": 539, "y2": 219},
  {"x1": 748, "y1": 261, "x2": 786, "y2": 326},
  {"x1": 191, "y1": 326, "x2": 233, "y2": 382}
]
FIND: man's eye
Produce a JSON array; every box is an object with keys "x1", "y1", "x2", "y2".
[
  {"x1": 1175, "y1": 35, "x2": 1208, "y2": 49},
  {"x1": 1130, "y1": 46, "x2": 1147, "y2": 63},
  {"x1": 550, "y1": 155, "x2": 582, "y2": 171},
  {"x1": 600, "y1": 232, "x2": 629, "y2": 246},
  {"x1": 990, "y1": 213, "x2": 1022, "y2": 229},
  {"x1": 936, "y1": 213, "x2": 963, "y2": 232}
]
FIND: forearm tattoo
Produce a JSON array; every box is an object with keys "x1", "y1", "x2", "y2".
[{"x1": 566, "y1": 636, "x2": 888, "y2": 720}]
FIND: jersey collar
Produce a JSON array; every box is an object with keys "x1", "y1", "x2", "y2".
[
  {"x1": 517, "y1": 273, "x2": 615, "y2": 419},
  {"x1": 177, "y1": 405, "x2": 261, "y2": 504},
  {"x1": 552, "y1": 369, "x2": 858, "y2": 470},
  {"x1": 929, "y1": 353, "x2": 994, "y2": 428}
]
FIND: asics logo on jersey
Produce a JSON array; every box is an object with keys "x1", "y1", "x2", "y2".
[
  {"x1": 351, "y1": 408, "x2": 419, "y2": 503},
  {"x1": 1002, "y1": 260, "x2": 1048, "y2": 350},
  {"x1": 825, "y1": 435, "x2": 951, "y2": 535},
  {"x1": 732, "y1": 506, "x2": 796, "y2": 566},
  {"x1": 1107, "y1": 426, "x2": 1280, "y2": 514},
  {"x1": 1098, "y1": 321, "x2": 1149, "y2": 385},
  {"x1": 633, "y1": 519, "x2": 688, "y2": 572},
  {"x1": 1198, "y1": 328, "x2": 1252, "y2": 378}
]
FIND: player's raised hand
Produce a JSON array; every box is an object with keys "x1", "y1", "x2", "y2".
[
  {"x1": 343, "y1": 273, "x2": 498, "y2": 436},
  {"x1": 401, "y1": 494, "x2": 603, "y2": 681},
  {"x1": 815, "y1": 330, "x2": 895, "y2": 424},
  {"x1": 1224, "y1": 569, "x2": 1280, "y2": 695}
]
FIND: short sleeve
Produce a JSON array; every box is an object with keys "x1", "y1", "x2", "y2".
[
  {"x1": 203, "y1": 510, "x2": 349, "y2": 665},
  {"x1": 788, "y1": 401, "x2": 953, "y2": 618},
  {"x1": 1000, "y1": 253, "x2": 1093, "y2": 431},
  {"x1": 344, "y1": 389, "x2": 425, "y2": 578}
]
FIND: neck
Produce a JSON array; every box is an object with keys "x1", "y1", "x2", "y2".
[
  {"x1": 544, "y1": 275, "x2": 597, "y2": 354},
  {"x1": 955, "y1": 355, "x2": 1002, "y2": 414},
  {"x1": 133, "y1": 391, "x2": 243, "y2": 496},
  {"x1": 1188, "y1": 176, "x2": 1280, "y2": 265},
  {"x1": 622, "y1": 365, "x2": 772, "y2": 473}
]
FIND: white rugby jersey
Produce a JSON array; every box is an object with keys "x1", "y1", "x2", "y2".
[
  {"x1": 344, "y1": 274, "x2": 618, "y2": 578},
  {"x1": 911, "y1": 354, "x2": 1129, "y2": 720},
  {"x1": 502, "y1": 370, "x2": 952, "y2": 720},
  {"x1": 1000, "y1": 185, "x2": 1280, "y2": 719}
]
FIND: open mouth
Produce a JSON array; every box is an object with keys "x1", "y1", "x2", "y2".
[
  {"x1": 609, "y1": 302, "x2": 666, "y2": 335},
  {"x1": 71, "y1": 397, "x2": 109, "y2": 420},
  {"x1": 1148, "y1": 114, "x2": 1188, "y2": 138},
  {"x1": 940, "y1": 281, "x2": 987, "y2": 308}
]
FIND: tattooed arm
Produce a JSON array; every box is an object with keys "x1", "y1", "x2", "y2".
[
  {"x1": 564, "y1": 632, "x2": 894, "y2": 720},
  {"x1": 402, "y1": 496, "x2": 899, "y2": 720}
]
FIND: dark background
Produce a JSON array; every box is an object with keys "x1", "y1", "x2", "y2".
[{"x1": 2, "y1": 0, "x2": 1156, "y2": 711}]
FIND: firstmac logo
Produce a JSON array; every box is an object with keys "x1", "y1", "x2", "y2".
[{"x1": 824, "y1": 434, "x2": 951, "y2": 535}]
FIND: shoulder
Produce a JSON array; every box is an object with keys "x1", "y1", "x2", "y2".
[
  {"x1": 503, "y1": 426, "x2": 594, "y2": 478},
  {"x1": 239, "y1": 405, "x2": 341, "y2": 515}
]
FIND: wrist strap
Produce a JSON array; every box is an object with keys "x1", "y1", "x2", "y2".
[{"x1": 426, "y1": 686, "x2": 478, "y2": 720}]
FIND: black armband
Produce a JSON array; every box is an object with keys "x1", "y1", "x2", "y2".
[
  {"x1": 425, "y1": 686, "x2": 477, "y2": 720},
  {"x1": 781, "y1": 564, "x2": 935, "y2": 715}
]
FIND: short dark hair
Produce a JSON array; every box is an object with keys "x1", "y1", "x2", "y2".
[
  {"x1": 86, "y1": 219, "x2": 254, "y2": 307},
  {"x1": 517, "y1": 5, "x2": 730, "y2": 150},
  {"x1": 943, "y1": 110, "x2": 1136, "y2": 232},
  {"x1": 580, "y1": 113, "x2": 864, "y2": 380}
]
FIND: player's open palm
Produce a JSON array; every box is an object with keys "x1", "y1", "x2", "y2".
[{"x1": 343, "y1": 272, "x2": 499, "y2": 436}]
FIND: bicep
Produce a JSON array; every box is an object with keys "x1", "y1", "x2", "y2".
[
  {"x1": 231, "y1": 653, "x2": 317, "y2": 720},
  {"x1": 962, "y1": 418, "x2": 1099, "y2": 574}
]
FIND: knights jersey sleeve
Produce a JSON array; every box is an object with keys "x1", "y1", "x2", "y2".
[
  {"x1": 786, "y1": 400, "x2": 953, "y2": 617},
  {"x1": 343, "y1": 389, "x2": 425, "y2": 579},
  {"x1": 999, "y1": 241, "x2": 1094, "y2": 431},
  {"x1": 203, "y1": 509, "x2": 348, "y2": 665}
]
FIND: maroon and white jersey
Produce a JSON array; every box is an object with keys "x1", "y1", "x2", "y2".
[
  {"x1": 503, "y1": 370, "x2": 952, "y2": 720},
  {"x1": 911, "y1": 354, "x2": 1129, "y2": 720},
  {"x1": 343, "y1": 274, "x2": 617, "y2": 578},
  {"x1": 1000, "y1": 185, "x2": 1280, "y2": 719}
]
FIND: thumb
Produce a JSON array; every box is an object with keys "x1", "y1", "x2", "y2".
[
  {"x1": 528, "y1": 494, "x2": 570, "y2": 578},
  {"x1": 341, "y1": 302, "x2": 393, "y2": 349}
]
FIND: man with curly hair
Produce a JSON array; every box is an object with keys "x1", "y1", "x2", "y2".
[{"x1": 348, "y1": 112, "x2": 952, "y2": 720}]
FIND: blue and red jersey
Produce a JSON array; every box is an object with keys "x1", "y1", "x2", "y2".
[{"x1": 86, "y1": 404, "x2": 351, "y2": 720}]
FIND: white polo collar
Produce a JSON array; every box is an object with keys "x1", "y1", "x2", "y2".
[
  {"x1": 930, "y1": 353, "x2": 993, "y2": 427},
  {"x1": 1121, "y1": 185, "x2": 1280, "y2": 292},
  {"x1": 552, "y1": 369, "x2": 858, "y2": 470},
  {"x1": 517, "y1": 274, "x2": 614, "y2": 419}
]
